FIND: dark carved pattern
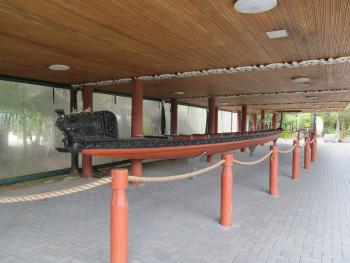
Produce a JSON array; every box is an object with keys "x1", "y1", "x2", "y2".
[{"x1": 55, "y1": 110, "x2": 281, "y2": 153}]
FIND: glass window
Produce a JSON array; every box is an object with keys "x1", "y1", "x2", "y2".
[
  {"x1": 218, "y1": 111, "x2": 233, "y2": 133},
  {"x1": 90, "y1": 92, "x2": 162, "y2": 165},
  {"x1": 0, "y1": 80, "x2": 70, "y2": 179},
  {"x1": 177, "y1": 105, "x2": 206, "y2": 134}
]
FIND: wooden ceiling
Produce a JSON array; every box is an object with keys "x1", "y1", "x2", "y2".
[{"x1": 0, "y1": 0, "x2": 350, "y2": 111}]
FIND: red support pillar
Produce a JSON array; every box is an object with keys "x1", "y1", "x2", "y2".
[
  {"x1": 220, "y1": 153, "x2": 233, "y2": 227},
  {"x1": 170, "y1": 99, "x2": 178, "y2": 136},
  {"x1": 241, "y1": 105, "x2": 247, "y2": 152},
  {"x1": 236, "y1": 111, "x2": 242, "y2": 132},
  {"x1": 111, "y1": 169, "x2": 128, "y2": 263},
  {"x1": 280, "y1": 111, "x2": 284, "y2": 128},
  {"x1": 82, "y1": 85, "x2": 93, "y2": 178},
  {"x1": 215, "y1": 107, "x2": 219, "y2": 133},
  {"x1": 272, "y1": 112, "x2": 278, "y2": 129},
  {"x1": 311, "y1": 132, "x2": 317, "y2": 162},
  {"x1": 292, "y1": 140, "x2": 300, "y2": 180},
  {"x1": 261, "y1": 110, "x2": 265, "y2": 130},
  {"x1": 304, "y1": 137, "x2": 311, "y2": 169},
  {"x1": 82, "y1": 155, "x2": 92, "y2": 178},
  {"x1": 252, "y1": 113, "x2": 257, "y2": 131},
  {"x1": 241, "y1": 105, "x2": 247, "y2": 132},
  {"x1": 260, "y1": 109, "x2": 265, "y2": 146},
  {"x1": 269, "y1": 145, "x2": 279, "y2": 196},
  {"x1": 131, "y1": 79, "x2": 144, "y2": 180},
  {"x1": 207, "y1": 97, "x2": 216, "y2": 162}
]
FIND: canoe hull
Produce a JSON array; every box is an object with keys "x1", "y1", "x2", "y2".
[{"x1": 82, "y1": 133, "x2": 279, "y2": 160}]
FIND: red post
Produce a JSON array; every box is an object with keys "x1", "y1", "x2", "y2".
[
  {"x1": 292, "y1": 140, "x2": 300, "y2": 180},
  {"x1": 170, "y1": 99, "x2": 178, "y2": 136},
  {"x1": 260, "y1": 109, "x2": 266, "y2": 145},
  {"x1": 111, "y1": 169, "x2": 128, "y2": 263},
  {"x1": 131, "y1": 80, "x2": 143, "y2": 181},
  {"x1": 304, "y1": 137, "x2": 311, "y2": 169},
  {"x1": 220, "y1": 153, "x2": 233, "y2": 227},
  {"x1": 260, "y1": 110, "x2": 265, "y2": 130},
  {"x1": 131, "y1": 79, "x2": 143, "y2": 138},
  {"x1": 269, "y1": 145, "x2": 279, "y2": 196},
  {"x1": 207, "y1": 97, "x2": 216, "y2": 162},
  {"x1": 311, "y1": 132, "x2": 317, "y2": 162},
  {"x1": 215, "y1": 107, "x2": 219, "y2": 133},
  {"x1": 82, "y1": 85, "x2": 93, "y2": 111},
  {"x1": 241, "y1": 105, "x2": 247, "y2": 133},
  {"x1": 82, "y1": 85, "x2": 93, "y2": 178},
  {"x1": 272, "y1": 112, "x2": 278, "y2": 129},
  {"x1": 208, "y1": 97, "x2": 216, "y2": 134},
  {"x1": 252, "y1": 113, "x2": 257, "y2": 131},
  {"x1": 280, "y1": 111, "x2": 284, "y2": 128},
  {"x1": 241, "y1": 105, "x2": 247, "y2": 152},
  {"x1": 236, "y1": 111, "x2": 242, "y2": 132},
  {"x1": 82, "y1": 154, "x2": 92, "y2": 178}
]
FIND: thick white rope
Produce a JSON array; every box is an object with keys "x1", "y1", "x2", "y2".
[
  {"x1": 233, "y1": 150, "x2": 273, "y2": 166},
  {"x1": 127, "y1": 160, "x2": 225, "y2": 184},
  {"x1": 0, "y1": 160, "x2": 225, "y2": 204},
  {"x1": 0, "y1": 178, "x2": 112, "y2": 204},
  {"x1": 278, "y1": 144, "x2": 297, "y2": 154},
  {"x1": 298, "y1": 141, "x2": 306, "y2": 148}
]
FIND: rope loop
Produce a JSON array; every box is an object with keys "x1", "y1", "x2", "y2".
[
  {"x1": 278, "y1": 144, "x2": 297, "y2": 154},
  {"x1": 0, "y1": 177, "x2": 112, "y2": 204},
  {"x1": 233, "y1": 150, "x2": 273, "y2": 166},
  {"x1": 298, "y1": 141, "x2": 306, "y2": 148},
  {"x1": 127, "y1": 159, "x2": 225, "y2": 184},
  {"x1": 0, "y1": 160, "x2": 225, "y2": 204}
]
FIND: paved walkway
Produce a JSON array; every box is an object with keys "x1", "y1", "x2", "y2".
[{"x1": 1, "y1": 140, "x2": 350, "y2": 263}]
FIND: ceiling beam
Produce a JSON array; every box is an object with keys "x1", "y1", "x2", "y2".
[
  {"x1": 75, "y1": 55, "x2": 350, "y2": 87},
  {"x1": 251, "y1": 107, "x2": 345, "y2": 112},
  {"x1": 220, "y1": 101, "x2": 350, "y2": 107},
  {"x1": 180, "y1": 89, "x2": 349, "y2": 101}
]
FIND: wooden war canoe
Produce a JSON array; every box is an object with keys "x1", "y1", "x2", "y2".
[
  {"x1": 55, "y1": 110, "x2": 281, "y2": 160},
  {"x1": 81, "y1": 131, "x2": 281, "y2": 160}
]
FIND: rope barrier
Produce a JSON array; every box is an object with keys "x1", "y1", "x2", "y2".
[
  {"x1": 278, "y1": 144, "x2": 297, "y2": 154},
  {"x1": 233, "y1": 150, "x2": 273, "y2": 166},
  {"x1": 127, "y1": 160, "x2": 225, "y2": 184},
  {"x1": 298, "y1": 141, "x2": 306, "y2": 148},
  {"x1": 0, "y1": 160, "x2": 225, "y2": 204},
  {"x1": 0, "y1": 178, "x2": 112, "y2": 204}
]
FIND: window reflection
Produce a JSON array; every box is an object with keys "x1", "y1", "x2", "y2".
[{"x1": 0, "y1": 80, "x2": 70, "y2": 179}]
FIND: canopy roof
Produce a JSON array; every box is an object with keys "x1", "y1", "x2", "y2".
[{"x1": 0, "y1": 0, "x2": 349, "y2": 112}]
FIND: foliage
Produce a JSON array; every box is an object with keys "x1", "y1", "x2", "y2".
[
  {"x1": 280, "y1": 130, "x2": 297, "y2": 139},
  {"x1": 319, "y1": 112, "x2": 337, "y2": 133},
  {"x1": 0, "y1": 80, "x2": 69, "y2": 146},
  {"x1": 281, "y1": 104, "x2": 350, "y2": 139},
  {"x1": 281, "y1": 113, "x2": 310, "y2": 135}
]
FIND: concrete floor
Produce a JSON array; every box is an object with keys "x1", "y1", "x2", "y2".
[{"x1": 1, "y1": 140, "x2": 350, "y2": 263}]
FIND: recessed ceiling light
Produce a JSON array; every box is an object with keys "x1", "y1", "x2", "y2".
[
  {"x1": 292, "y1": 77, "x2": 311, "y2": 83},
  {"x1": 306, "y1": 96, "x2": 317, "y2": 100},
  {"x1": 48, "y1": 64, "x2": 70, "y2": 71},
  {"x1": 234, "y1": 0, "x2": 277, "y2": 14},
  {"x1": 173, "y1": 91, "x2": 184, "y2": 95},
  {"x1": 266, "y1": 29, "x2": 288, "y2": 39}
]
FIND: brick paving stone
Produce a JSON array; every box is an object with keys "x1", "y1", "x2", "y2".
[{"x1": 1, "y1": 140, "x2": 350, "y2": 262}]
